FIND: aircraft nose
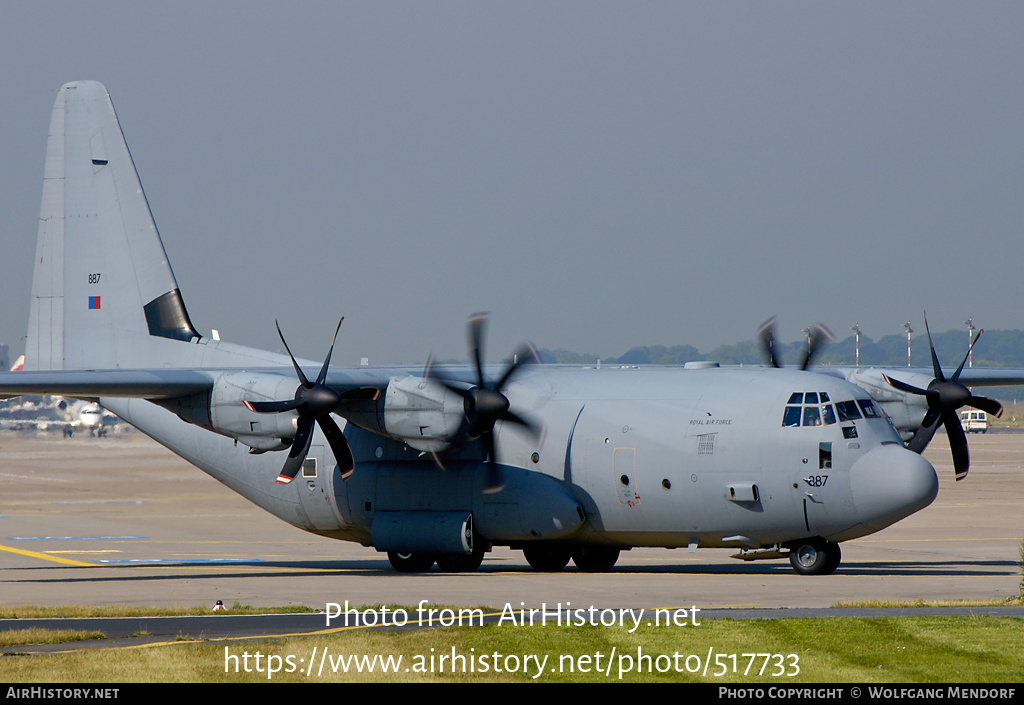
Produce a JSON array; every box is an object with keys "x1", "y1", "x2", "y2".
[{"x1": 849, "y1": 444, "x2": 938, "y2": 533}]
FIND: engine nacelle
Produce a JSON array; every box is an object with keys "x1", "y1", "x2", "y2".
[
  {"x1": 382, "y1": 374, "x2": 467, "y2": 452},
  {"x1": 845, "y1": 368, "x2": 931, "y2": 440},
  {"x1": 159, "y1": 371, "x2": 299, "y2": 452}
]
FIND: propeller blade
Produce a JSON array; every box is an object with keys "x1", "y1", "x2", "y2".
[
  {"x1": 942, "y1": 410, "x2": 970, "y2": 481},
  {"x1": 923, "y1": 315, "x2": 946, "y2": 382},
  {"x1": 276, "y1": 320, "x2": 311, "y2": 389},
  {"x1": 967, "y1": 395, "x2": 1003, "y2": 418},
  {"x1": 244, "y1": 399, "x2": 301, "y2": 413},
  {"x1": 277, "y1": 416, "x2": 315, "y2": 484},
  {"x1": 757, "y1": 317, "x2": 781, "y2": 368},
  {"x1": 495, "y1": 342, "x2": 539, "y2": 390},
  {"x1": 428, "y1": 449, "x2": 447, "y2": 472},
  {"x1": 500, "y1": 409, "x2": 542, "y2": 439},
  {"x1": 905, "y1": 408, "x2": 942, "y2": 454},
  {"x1": 882, "y1": 374, "x2": 929, "y2": 397},
  {"x1": 317, "y1": 414, "x2": 355, "y2": 481},
  {"x1": 481, "y1": 432, "x2": 505, "y2": 495},
  {"x1": 316, "y1": 317, "x2": 344, "y2": 386},
  {"x1": 468, "y1": 312, "x2": 488, "y2": 388},
  {"x1": 951, "y1": 328, "x2": 983, "y2": 382},
  {"x1": 799, "y1": 324, "x2": 834, "y2": 371}
]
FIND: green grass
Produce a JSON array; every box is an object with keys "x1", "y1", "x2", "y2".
[
  {"x1": 833, "y1": 597, "x2": 1024, "y2": 608},
  {"x1": 0, "y1": 629, "x2": 104, "y2": 648},
  {"x1": 1, "y1": 616, "x2": 1021, "y2": 682}
]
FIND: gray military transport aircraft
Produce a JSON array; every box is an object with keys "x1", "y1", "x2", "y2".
[{"x1": 1, "y1": 82, "x2": 1018, "y2": 576}]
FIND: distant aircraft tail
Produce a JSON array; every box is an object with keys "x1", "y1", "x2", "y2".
[{"x1": 25, "y1": 81, "x2": 200, "y2": 371}]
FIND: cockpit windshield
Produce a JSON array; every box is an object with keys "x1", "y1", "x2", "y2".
[
  {"x1": 783, "y1": 393, "x2": 882, "y2": 428},
  {"x1": 783, "y1": 391, "x2": 837, "y2": 427}
]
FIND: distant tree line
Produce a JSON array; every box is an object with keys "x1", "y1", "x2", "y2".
[{"x1": 536, "y1": 328, "x2": 1024, "y2": 373}]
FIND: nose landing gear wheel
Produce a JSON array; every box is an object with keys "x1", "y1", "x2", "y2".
[{"x1": 788, "y1": 539, "x2": 840, "y2": 575}]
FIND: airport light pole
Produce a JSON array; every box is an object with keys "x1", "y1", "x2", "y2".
[
  {"x1": 964, "y1": 317, "x2": 975, "y2": 369},
  {"x1": 851, "y1": 323, "x2": 861, "y2": 366},
  {"x1": 904, "y1": 321, "x2": 913, "y2": 367}
]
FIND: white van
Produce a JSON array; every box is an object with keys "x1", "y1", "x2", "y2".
[{"x1": 959, "y1": 409, "x2": 988, "y2": 433}]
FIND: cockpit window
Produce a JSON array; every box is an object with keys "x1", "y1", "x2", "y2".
[
  {"x1": 822, "y1": 404, "x2": 837, "y2": 425},
  {"x1": 783, "y1": 392, "x2": 840, "y2": 427},
  {"x1": 858, "y1": 399, "x2": 881, "y2": 418},
  {"x1": 835, "y1": 400, "x2": 863, "y2": 422}
]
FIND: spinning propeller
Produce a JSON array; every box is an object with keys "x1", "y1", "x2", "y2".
[
  {"x1": 882, "y1": 316, "x2": 1002, "y2": 481},
  {"x1": 427, "y1": 313, "x2": 541, "y2": 495},
  {"x1": 244, "y1": 319, "x2": 372, "y2": 485},
  {"x1": 758, "y1": 317, "x2": 834, "y2": 370}
]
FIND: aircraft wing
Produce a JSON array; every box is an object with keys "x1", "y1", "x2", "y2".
[
  {"x1": 818, "y1": 366, "x2": 1024, "y2": 388},
  {"x1": 954, "y1": 368, "x2": 1024, "y2": 387},
  {"x1": 0, "y1": 369, "x2": 217, "y2": 400},
  {"x1": 0, "y1": 365, "x2": 475, "y2": 402}
]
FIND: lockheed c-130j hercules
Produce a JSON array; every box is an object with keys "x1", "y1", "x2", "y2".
[{"x1": 1, "y1": 81, "x2": 1016, "y2": 576}]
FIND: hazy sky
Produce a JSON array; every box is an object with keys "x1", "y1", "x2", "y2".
[{"x1": 2, "y1": 2, "x2": 1022, "y2": 366}]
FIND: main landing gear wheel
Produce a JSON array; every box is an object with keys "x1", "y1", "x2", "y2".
[
  {"x1": 788, "y1": 539, "x2": 841, "y2": 575},
  {"x1": 387, "y1": 552, "x2": 436, "y2": 573},
  {"x1": 571, "y1": 546, "x2": 620, "y2": 572},
  {"x1": 435, "y1": 545, "x2": 486, "y2": 573},
  {"x1": 523, "y1": 545, "x2": 572, "y2": 572}
]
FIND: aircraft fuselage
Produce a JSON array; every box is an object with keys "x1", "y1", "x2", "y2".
[{"x1": 102, "y1": 363, "x2": 938, "y2": 571}]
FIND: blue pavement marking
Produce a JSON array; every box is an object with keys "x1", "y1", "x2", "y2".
[
  {"x1": 8, "y1": 536, "x2": 147, "y2": 540},
  {"x1": 96, "y1": 558, "x2": 263, "y2": 564}
]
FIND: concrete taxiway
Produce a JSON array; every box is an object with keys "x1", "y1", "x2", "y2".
[{"x1": 0, "y1": 430, "x2": 1020, "y2": 611}]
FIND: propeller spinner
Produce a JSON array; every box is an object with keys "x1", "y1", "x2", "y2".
[
  {"x1": 244, "y1": 319, "x2": 360, "y2": 485},
  {"x1": 427, "y1": 313, "x2": 541, "y2": 495},
  {"x1": 883, "y1": 316, "x2": 1002, "y2": 481}
]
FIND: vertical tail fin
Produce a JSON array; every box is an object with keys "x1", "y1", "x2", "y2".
[{"x1": 26, "y1": 81, "x2": 199, "y2": 371}]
